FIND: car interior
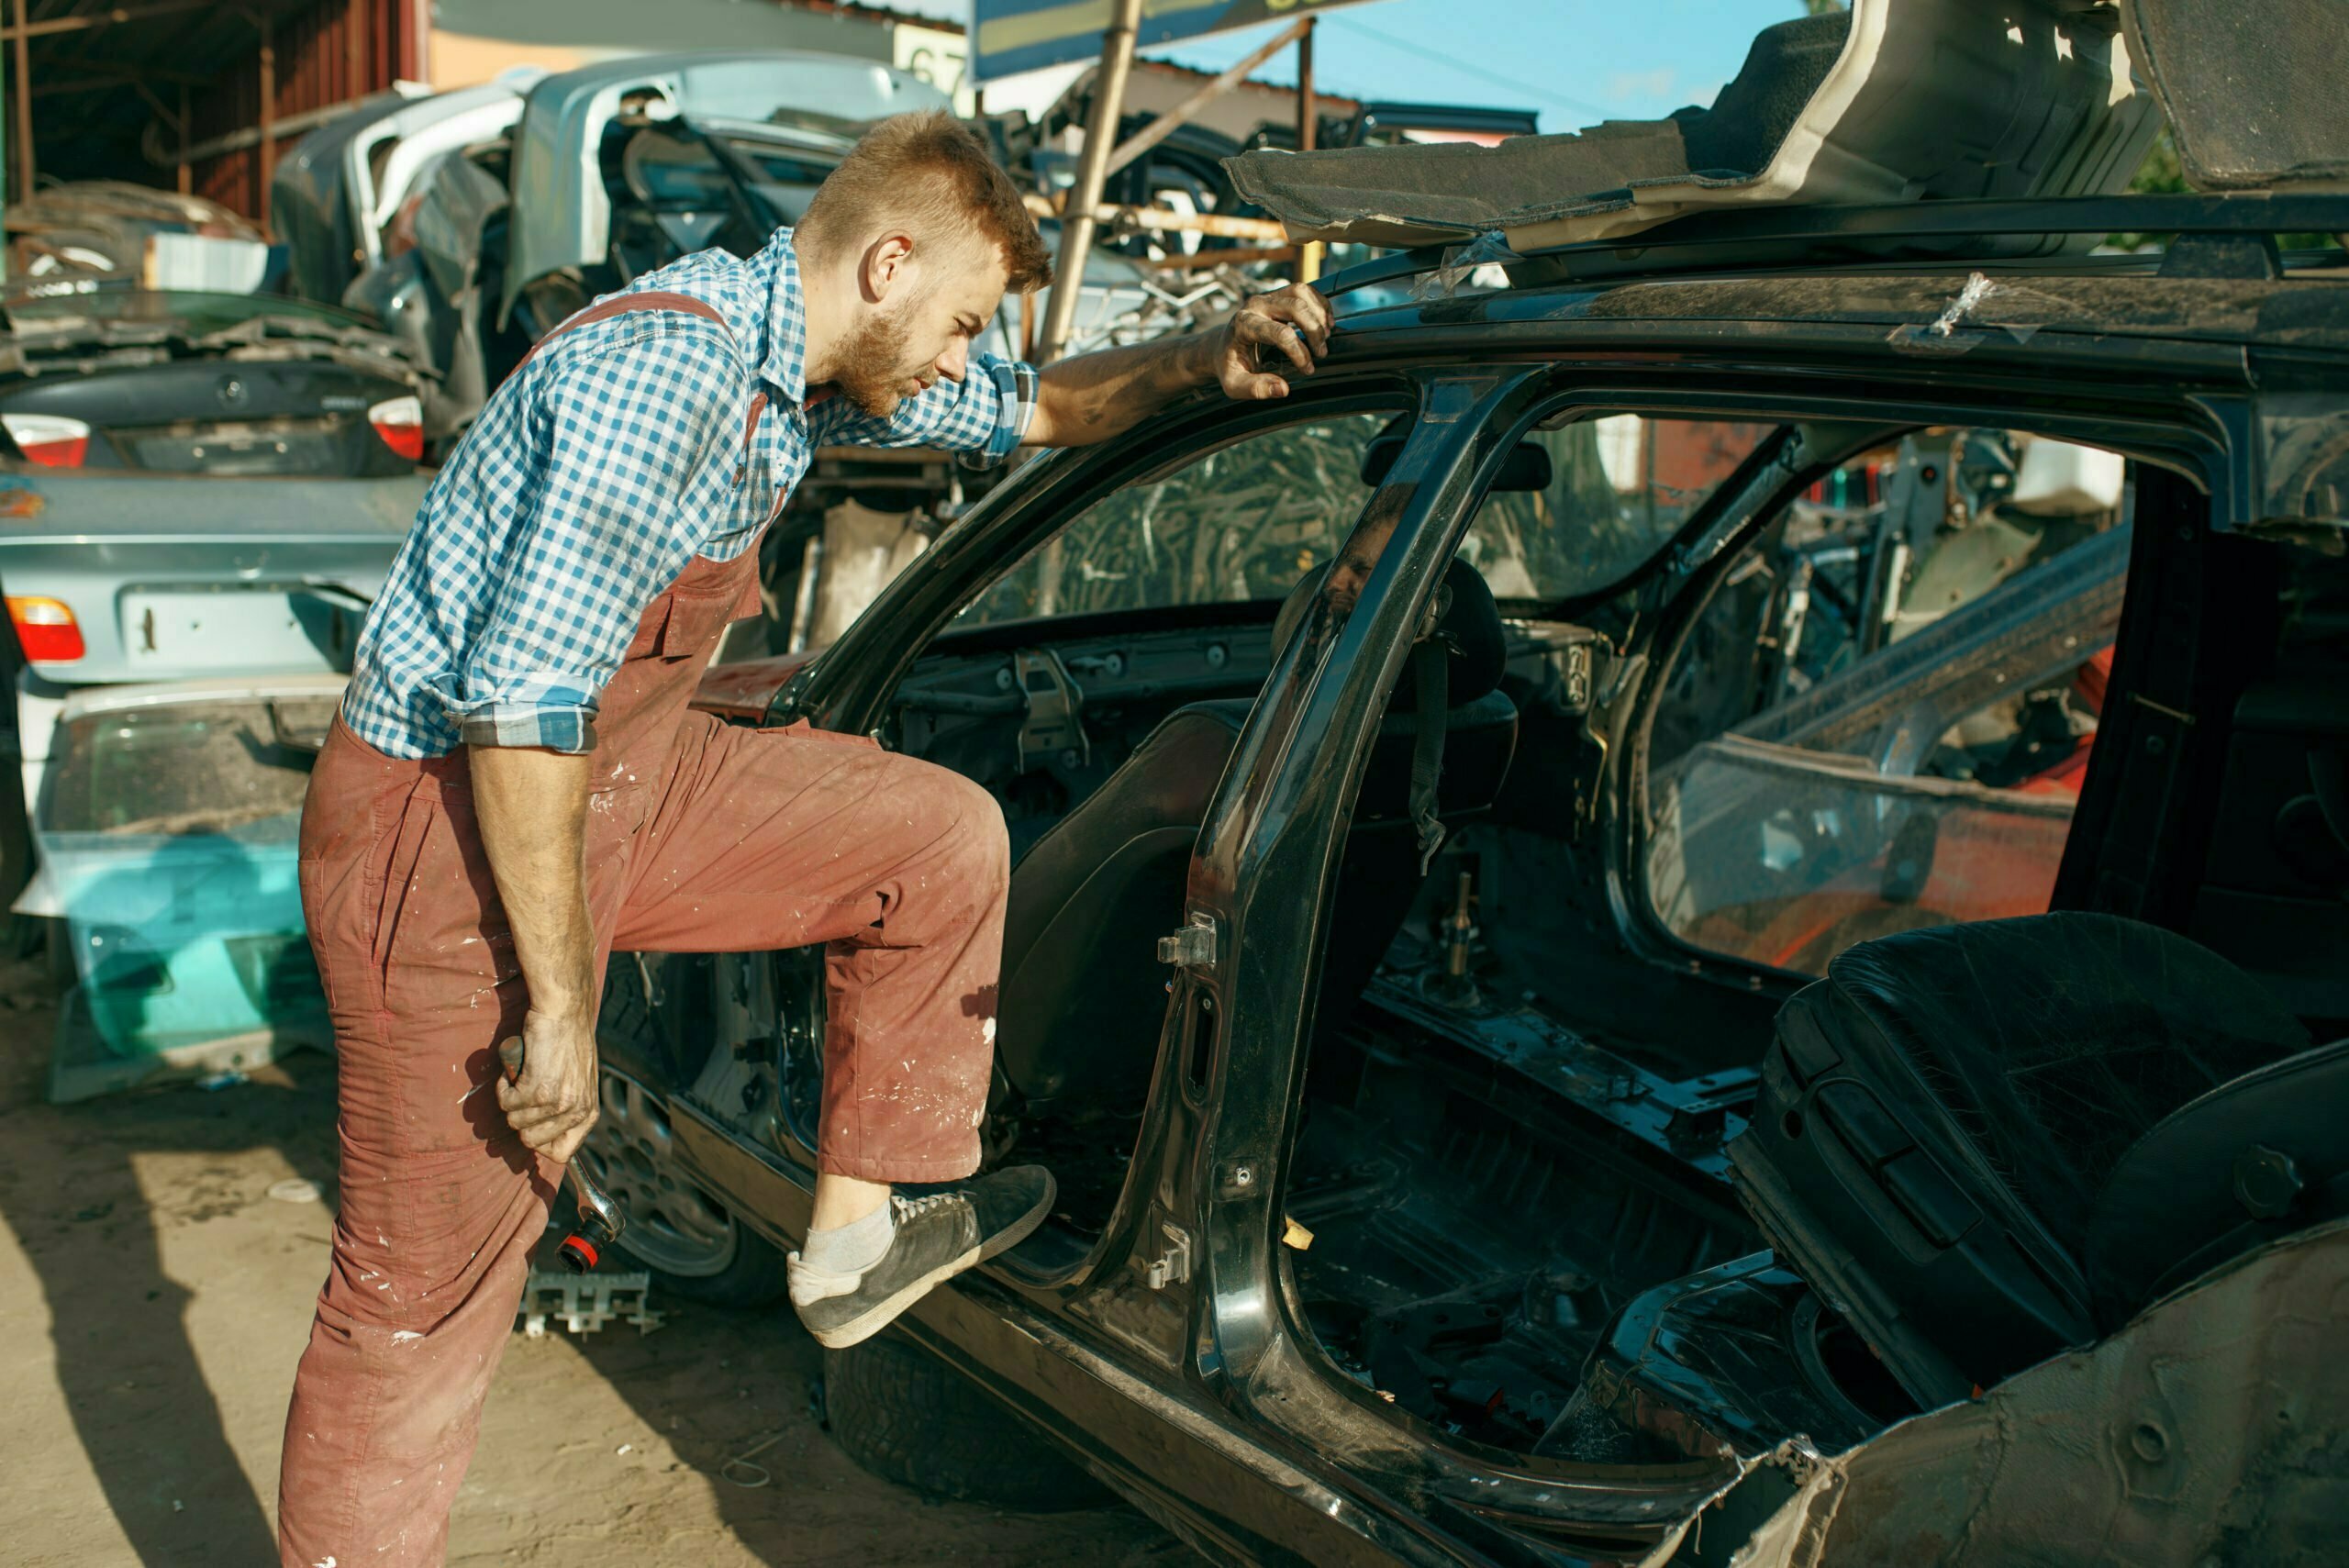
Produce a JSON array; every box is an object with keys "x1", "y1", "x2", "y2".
[{"x1": 745, "y1": 400, "x2": 2349, "y2": 1464}]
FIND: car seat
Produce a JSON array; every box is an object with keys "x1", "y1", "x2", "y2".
[
  {"x1": 993, "y1": 557, "x2": 1517, "y2": 1111},
  {"x1": 1729, "y1": 912, "x2": 2321, "y2": 1405}
]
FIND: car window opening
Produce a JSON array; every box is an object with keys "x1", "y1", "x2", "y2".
[{"x1": 1269, "y1": 421, "x2": 2158, "y2": 1461}]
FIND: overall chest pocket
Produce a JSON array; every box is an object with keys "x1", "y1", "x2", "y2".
[{"x1": 623, "y1": 570, "x2": 763, "y2": 662}]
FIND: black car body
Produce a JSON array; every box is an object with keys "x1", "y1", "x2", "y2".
[
  {"x1": 0, "y1": 284, "x2": 425, "y2": 477},
  {"x1": 568, "y1": 6, "x2": 2349, "y2": 1560},
  {"x1": 558, "y1": 195, "x2": 2349, "y2": 1562}
]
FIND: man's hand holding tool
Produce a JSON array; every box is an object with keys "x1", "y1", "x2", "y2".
[
  {"x1": 498, "y1": 1036, "x2": 624, "y2": 1273},
  {"x1": 494, "y1": 1006, "x2": 602, "y2": 1162}
]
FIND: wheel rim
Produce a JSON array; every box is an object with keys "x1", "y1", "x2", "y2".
[{"x1": 573, "y1": 1071, "x2": 740, "y2": 1276}]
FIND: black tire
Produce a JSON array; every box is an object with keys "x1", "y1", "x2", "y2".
[{"x1": 824, "y1": 1334, "x2": 1108, "y2": 1511}]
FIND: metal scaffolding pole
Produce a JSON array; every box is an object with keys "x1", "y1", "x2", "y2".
[
  {"x1": 1034, "y1": 0, "x2": 1142, "y2": 364},
  {"x1": 1297, "y1": 17, "x2": 1321, "y2": 283},
  {"x1": 9, "y1": 0, "x2": 34, "y2": 204},
  {"x1": 255, "y1": 13, "x2": 275, "y2": 232}
]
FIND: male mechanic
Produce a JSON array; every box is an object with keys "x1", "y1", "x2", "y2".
[{"x1": 277, "y1": 110, "x2": 1330, "y2": 1566}]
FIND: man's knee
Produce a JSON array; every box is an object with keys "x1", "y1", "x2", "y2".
[
  {"x1": 890, "y1": 757, "x2": 1008, "y2": 887},
  {"x1": 944, "y1": 770, "x2": 1009, "y2": 881}
]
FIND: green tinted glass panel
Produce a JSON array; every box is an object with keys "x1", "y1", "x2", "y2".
[{"x1": 960, "y1": 412, "x2": 1395, "y2": 627}]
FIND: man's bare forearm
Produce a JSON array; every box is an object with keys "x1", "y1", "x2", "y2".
[
  {"x1": 1027, "y1": 328, "x2": 1221, "y2": 447},
  {"x1": 469, "y1": 745, "x2": 596, "y2": 1020}
]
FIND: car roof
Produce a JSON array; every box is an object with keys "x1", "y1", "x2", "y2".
[{"x1": 1322, "y1": 192, "x2": 2349, "y2": 357}]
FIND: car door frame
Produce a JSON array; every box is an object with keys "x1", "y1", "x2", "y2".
[{"x1": 1181, "y1": 346, "x2": 2266, "y2": 1544}]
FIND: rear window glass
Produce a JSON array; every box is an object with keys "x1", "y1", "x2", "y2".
[
  {"x1": 43, "y1": 695, "x2": 336, "y2": 836},
  {"x1": 2, "y1": 286, "x2": 374, "y2": 336}
]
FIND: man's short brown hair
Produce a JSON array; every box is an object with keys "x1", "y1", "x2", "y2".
[{"x1": 797, "y1": 110, "x2": 1053, "y2": 294}]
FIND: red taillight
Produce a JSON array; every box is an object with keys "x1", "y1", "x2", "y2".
[
  {"x1": 2, "y1": 412, "x2": 91, "y2": 468},
  {"x1": 368, "y1": 395, "x2": 425, "y2": 462},
  {"x1": 6, "y1": 595, "x2": 85, "y2": 662}
]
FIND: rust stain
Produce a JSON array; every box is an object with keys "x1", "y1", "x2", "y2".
[{"x1": 0, "y1": 485, "x2": 46, "y2": 520}]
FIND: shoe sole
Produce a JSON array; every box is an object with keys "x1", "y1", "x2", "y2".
[{"x1": 805, "y1": 1173, "x2": 1058, "y2": 1351}]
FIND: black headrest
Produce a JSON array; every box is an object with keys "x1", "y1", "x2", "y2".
[{"x1": 1274, "y1": 555, "x2": 1507, "y2": 706}]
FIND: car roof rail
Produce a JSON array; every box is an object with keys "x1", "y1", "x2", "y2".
[{"x1": 1316, "y1": 192, "x2": 2349, "y2": 303}]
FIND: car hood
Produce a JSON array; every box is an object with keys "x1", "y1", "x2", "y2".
[
  {"x1": 1226, "y1": 0, "x2": 2160, "y2": 250},
  {"x1": 1, "y1": 286, "x2": 423, "y2": 384},
  {"x1": 498, "y1": 50, "x2": 950, "y2": 329},
  {"x1": 272, "y1": 89, "x2": 419, "y2": 303}
]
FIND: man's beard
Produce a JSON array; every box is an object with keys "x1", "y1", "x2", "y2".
[{"x1": 830, "y1": 307, "x2": 922, "y2": 419}]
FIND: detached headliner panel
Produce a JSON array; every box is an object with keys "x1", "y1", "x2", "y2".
[
  {"x1": 2127, "y1": 1, "x2": 2349, "y2": 190},
  {"x1": 1225, "y1": 0, "x2": 2154, "y2": 250}
]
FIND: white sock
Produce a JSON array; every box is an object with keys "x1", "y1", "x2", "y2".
[{"x1": 790, "y1": 1201, "x2": 895, "y2": 1305}]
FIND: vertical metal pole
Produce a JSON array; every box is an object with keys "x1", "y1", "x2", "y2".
[
  {"x1": 348, "y1": 0, "x2": 369, "y2": 99},
  {"x1": 256, "y1": 15, "x2": 275, "y2": 232},
  {"x1": 1297, "y1": 18, "x2": 1321, "y2": 284},
  {"x1": 1035, "y1": 0, "x2": 1142, "y2": 364},
  {"x1": 176, "y1": 84, "x2": 191, "y2": 195},
  {"x1": 9, "y1": 0, "x2": 35, "y2": 205}
]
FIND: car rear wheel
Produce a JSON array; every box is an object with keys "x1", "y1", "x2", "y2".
[
  {"x1": 574, "y1": 1069, "x2": 789, "y2": 1307},
  {"x1": 823, "y1": 1333, "x2": 1108, "y2": 1512}
]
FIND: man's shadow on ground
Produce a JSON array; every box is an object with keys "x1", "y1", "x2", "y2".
[
  {"x1": 0, "y1": 974, "x2": 340, "y2": 1566},
  {"x1": 3, "y1": 959, "x2": 1174, "y2": 1566}
]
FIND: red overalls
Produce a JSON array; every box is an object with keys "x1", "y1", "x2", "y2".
[{"x1": 276, "y1": 295, "x2": 1007, "y2": 1566}]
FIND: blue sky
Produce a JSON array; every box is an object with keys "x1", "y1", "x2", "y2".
[
  {"x1": 1135, "y1": 0, "x2": 1814, "y2": 131},
  {"x1": 913, "y1": 1, "x2": 1820, "y2": 132}
]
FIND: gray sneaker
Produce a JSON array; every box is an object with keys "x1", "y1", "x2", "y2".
[{"x1": 789, "y1": 1165, "x2": 1055, "y2": 1350}]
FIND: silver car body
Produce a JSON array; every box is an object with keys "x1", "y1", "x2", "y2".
[
  {"x1": 0, "y1": 468, "x2": 425, "y2": 891},
  {"x1": 497, "y1": 50, "x2": 951, "y2": 330},
  {"x1": 350, "y1": 74, "x2": 546, "y2": 271}
]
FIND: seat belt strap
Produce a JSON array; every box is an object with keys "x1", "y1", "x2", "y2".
[{"x1": 1408, "y1": 583, "x2": 1454, "y2": 875}]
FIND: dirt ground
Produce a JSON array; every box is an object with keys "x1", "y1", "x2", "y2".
[{"x1": 0, "y1": 953, "x2": 1183, "y2": 1567}]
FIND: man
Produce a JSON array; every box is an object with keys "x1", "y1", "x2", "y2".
[{"x1": 277, "y1": 110, "x2": 1330, "y2": 1566}]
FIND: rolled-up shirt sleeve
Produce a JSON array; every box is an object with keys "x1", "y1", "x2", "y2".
[
  {"x1": 445, "y1": 328, "x2": 738, "y2": 752},
  {"x1": 815, "y1": 350, "x2": 1037, "y2": 468}
]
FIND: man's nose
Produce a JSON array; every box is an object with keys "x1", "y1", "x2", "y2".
[{"x1": 936, "y1": 339, "x2": 968, "y2": 382}]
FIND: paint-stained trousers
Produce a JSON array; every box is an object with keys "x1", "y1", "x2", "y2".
[{"x1": 275, "y1": 710, "x2": 1007, "y2": 1566}]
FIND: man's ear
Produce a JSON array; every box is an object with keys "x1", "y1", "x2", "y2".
[{"x1": 860, "y1": 233, "x2": 917, "y2": 305}]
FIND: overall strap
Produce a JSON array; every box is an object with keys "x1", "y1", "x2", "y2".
[
  {"x1": 530, "y1": 289, "x2": 731, "y2": 352},
  {"x1": 521, "y1": 290, "x2": 764, "y2": 462}
]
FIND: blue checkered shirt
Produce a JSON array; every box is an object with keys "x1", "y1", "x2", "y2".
[{"x1": 340, "y1": 229, "x2": 1037, "y2": 758}]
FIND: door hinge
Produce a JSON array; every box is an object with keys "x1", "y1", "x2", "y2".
[
  {"x1": 1011, "y1": 647, "x2": 1089, "y2": 773},
  {"x1": 1143, "y1": 1221, "x2": 1192, "y2": 1290},
  {"x1": 1156, "y1": 916, "x2": 1217, "y2": 967}
]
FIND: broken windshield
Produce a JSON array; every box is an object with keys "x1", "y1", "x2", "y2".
[{"x1": 953, "y1": 412, "x2": 1780, "y2": 629}]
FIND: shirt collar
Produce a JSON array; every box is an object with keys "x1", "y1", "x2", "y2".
[{"x1": 751, "y1": 228, "x2": 809, "y2": 406}]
